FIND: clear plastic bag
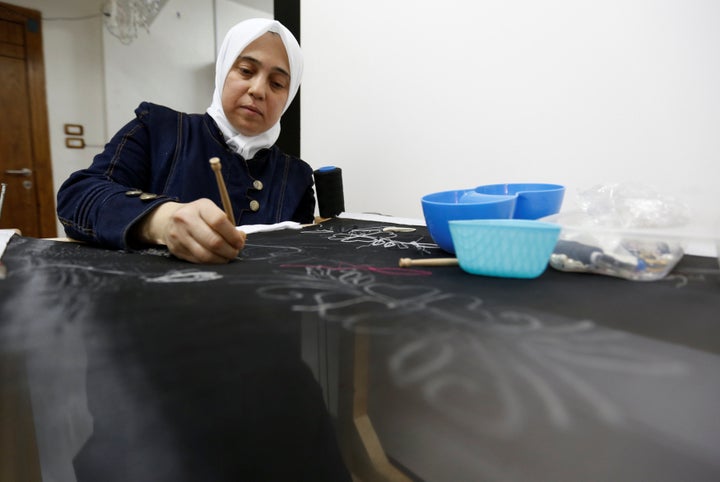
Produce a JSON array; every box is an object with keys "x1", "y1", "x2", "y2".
[
  {"x1": 576, "y1": 183, "x2": 690, "y2": 229},
  {"x1": 547, "y1": 183, "x2": 691, "y2": 281}
]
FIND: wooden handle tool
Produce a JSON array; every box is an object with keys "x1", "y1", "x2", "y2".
[
  {"x1": 209, "y1": 157, "x2": 236, "y2": 225},
  {"x1": 399, "y1": 257, "x2": 459, "y2": 268}
]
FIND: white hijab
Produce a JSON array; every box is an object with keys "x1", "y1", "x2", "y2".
[{"x1": 207, "y1": 18, "x2": 303, "y2": 159}]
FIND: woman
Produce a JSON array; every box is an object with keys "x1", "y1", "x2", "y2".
[{"x1": 57, "y1": 18, "x2": 315, "y2": 264}]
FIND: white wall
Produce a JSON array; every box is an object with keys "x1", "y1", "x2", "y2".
[
  {"x1": 103, "y1": 0, "x2": 272, "y2": 135},
  {"x1": 17, "y1": 0, "x2": 718, "y2": 235},
  {"x1": 301, "y1": 0, "x2": 720, "y2": 227},
  {"x1": 10, "y1": 0, "x2": 106, "y2": 236},
  {"x1": 103, "y1": 0, "x2": 214, "y2": 135},
  {"x1": 215, "y1": 0, "x2": 272, "y2": 57},
  {"x1": 10, "y1": 0, "x2": 270, "y2": 234}
]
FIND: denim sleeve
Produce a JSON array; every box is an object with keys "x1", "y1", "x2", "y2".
[
  {"x1": 56, "y1": 103, "x2": 175, "y2": 250},
  {"x1": 292, "y1": 185, "x2": 316, "y2": 224}
]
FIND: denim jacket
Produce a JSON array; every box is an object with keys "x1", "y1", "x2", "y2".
[{"x1": 57, "y1": 102, "x2": 315, "y2": 249}]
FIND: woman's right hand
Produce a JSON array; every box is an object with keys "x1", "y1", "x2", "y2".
[{"x1": 135, "y1": 199, "x2": 246, "y2": 264}]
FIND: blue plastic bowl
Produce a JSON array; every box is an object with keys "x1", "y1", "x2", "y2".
[
  {"x1": 421, "y1": 189, "x2": 517, "y2": 253},
  {"x1": 449, "y1": 219, "x2": 561, "y2": 278},
  {"x1": 422, "y1": 183, "x2": 565, "y2": 254},
  {"x1": 473, "y1": 183, "x2": 565, "y2": 220}
]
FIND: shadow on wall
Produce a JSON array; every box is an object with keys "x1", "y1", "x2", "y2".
[{"x1": 193, "y1": 62, "x2": 216, "y2": 110}]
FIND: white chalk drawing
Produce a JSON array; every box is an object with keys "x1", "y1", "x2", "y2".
[
  {"x1": 21, "y1": 262, "x2": 128, "y2": 277},
  {"x1": 142, "y1": 269, "x2": 223, "y2": 283},
  {"x1": 256, "y1": 260, "x2": 690, "y2": 438},
  {"x1": 8, "y1": 260, "x2": 221, "y2": 285},
  {"x1": 4, "y1": 227, "x2": 699, "y2": 440},
  {"x1": 241, "y1": 243, "x2": 304, "y2": 262},
  {"x1": 138, "y1": 247, "x2": 173, "y2": 258},
  {"x1": 326, "y1": 226, "x2": 438, "y2": 253},
  {"x1": 665, "y1": 271, "x2": 712, "y2": 288}
]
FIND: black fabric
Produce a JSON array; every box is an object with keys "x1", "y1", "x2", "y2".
[{"x1": 2, "y1": 218, "x2": 720, "y2": 481}]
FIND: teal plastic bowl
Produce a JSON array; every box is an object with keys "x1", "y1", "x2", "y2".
[{"x1": 449, "y1": 219, "x2": 561, "y2": 278}]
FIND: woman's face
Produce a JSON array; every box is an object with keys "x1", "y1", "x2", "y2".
[{"x1": 221, "y1": 32, "x2": 290, "y2": 136}]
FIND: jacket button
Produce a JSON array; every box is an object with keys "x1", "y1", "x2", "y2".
[
  {"x1": 252, "y1": 180, "x2": 263, "y2": 190},
  {"x1": 249, "y1": 200, "x2": 260, "y2": 211},
  {"x1": 139, "y1": 193, "x2": 158, "y2": 200},
  {"x1": 125, "y1": 189, "x2": 142, "y2": 196}
]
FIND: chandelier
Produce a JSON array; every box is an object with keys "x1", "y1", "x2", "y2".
[{"x1": 102, "y1": 0, "x2": 169, "y2": 45}]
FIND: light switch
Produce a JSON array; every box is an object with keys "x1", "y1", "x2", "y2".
[
  {"x1": 64, "y1": 124, "x2": 84, "y2": 136},
  {"x1": 65, "y1": 137, "x2": 85, "y2": 149}
]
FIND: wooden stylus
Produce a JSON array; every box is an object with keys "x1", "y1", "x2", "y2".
[
  {"x1": 398, "y1": 257, "x2": 459, "y2": 267},
  {"x1": 209, "y1": 157, "x2": 236, "y2": 225}
]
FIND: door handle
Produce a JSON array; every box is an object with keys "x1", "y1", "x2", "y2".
[{"x1": 4, "y1": 168, "x2": 32, "y2": 176}]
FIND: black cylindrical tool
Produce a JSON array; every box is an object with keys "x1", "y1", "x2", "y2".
[{"x1": 313, "y1": 166, "x2": 345, "y2": 218}]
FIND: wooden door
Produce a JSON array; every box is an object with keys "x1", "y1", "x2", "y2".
[{"x1": 0, "y1": 2, "x2": 56, "y2": 237}]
